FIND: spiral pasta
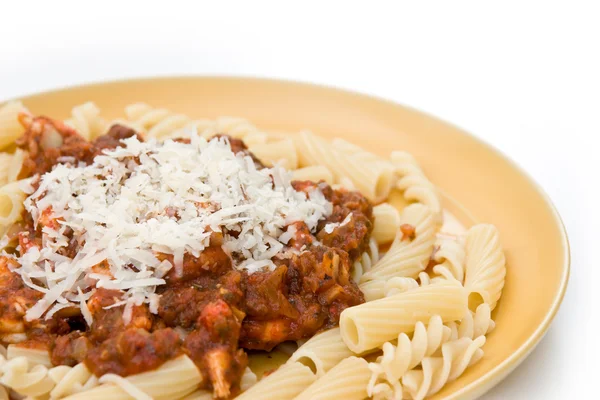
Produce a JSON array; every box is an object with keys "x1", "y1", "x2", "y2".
[
  {"x1": 390, "y1": 151, "x2": 442, "y2": 221},
  {"x1": 430, "y1": 235, "x2": 466, "y2": 283},
  {"x1": 295, "y1": 131, "x2": 394, "y2": 203},
  {"x1": 64, "y1": 102, "x2": 108, "y2": 140},
  {"x1": 464, "y1": 224, "x2": 506, "y2": 311},
  {"x1": 340, "y1": 283, "x2": 468, "y2": 353},
  {"x1": 351, "y1": 238, "x2": 379, "y2": 283},
  {"x1": 446, "y1": 303, "x2": 495, "y2": 341},
  {"x1": 0, "y1": 103, "x2": 509, "y2": 400},
  {"x1": 360, "y1": 203, "x2": 439, "y2": 284},
  {"x1": 402, "y1": 336, "x2": 486, "y2": 400},
  {"x1": 367, "y1": 315, "x2": 452, "y2": 399},
  {"x1": 125, "y1": 103, "x2": 193, "y2": 139},
  {"x1": 372, "y1": 203, "x2": 402, "y2": 245}
]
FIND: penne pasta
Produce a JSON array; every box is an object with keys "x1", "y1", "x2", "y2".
[
  {"x1": 291, "y1": 165, "x2": 334, "y2": 184},
  {"x1": 294, "y1": 357, "x2": 371, "y2": 400},
  {"x1": 288, "y1": 328, "x2": 353, "y2": 377},
  {"x1": 339, "y1": 283, "x2": 468, "y2": 353},
  {"x1": 0, "y1": 102, "x2": 508, "y2": 400},
  {"x1": 235, "y1": 362, "x2": 316, "y2": 400},
  {"x1": 361, "y1": 203, "x2": 439, "y2": 284},
  {"x1": 464, "y1": 224, "x2": 506, "y2": 311},
  {"x1": 295, "y1": 131, "x2": 394, "y2": 202},
  {"x1": 0, "y1": 101, "x2": 28, "y2": 150},
  {"x1": 63, "y1": 356, "x2": 202, "y2": 400},
  {"x1": 372, "y1": 203, "x2": 402, "y2": 244},
  {"x1": 249, "y1": 139, "x2": 298, "y2": 169}
]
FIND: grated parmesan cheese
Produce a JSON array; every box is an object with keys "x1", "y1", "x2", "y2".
[{"x1": 10, "y1": 134, "x2": 332, "y2": 324}]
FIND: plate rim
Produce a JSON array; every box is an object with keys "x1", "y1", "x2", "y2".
[{"x1": 5, "y1": 75, "x2": 571, "y2": 399}]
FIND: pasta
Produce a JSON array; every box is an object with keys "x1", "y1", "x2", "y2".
[
  {"x1": 248, "y1": 139, "x2": 298, "y2": 169},
  {"x1": 360, "y1": 203, "x2": 439, "y2": 284},
  {"x1": 339, "y1": 283, "x2": 468, "y2": 353},
  {"x1": 390, "y1": 151, "x2": 442, "y2": 221},
  {"x1": 0, "y1": 101, "x2": 29, "y2": 150},
  {"x1": 287, "y1": 327, "x2": 354, "y2": 377},
  {"x1": 0, "y1": 180, "x2": 28, "y2": 235},
  {"x1": 0, "y1": 149, "x2": 25, "y2": 188},
  {"x1": 351, "y1": 238, "x2": 379, "y2": 283},
  {"x1": 177, "y1": 368, "x2": 256, "y2": 400},
  {"x1": 402, "y1": 336, "x2": 486, "y2": 400},
  {"x1": 234, "y1": 362, "x2": 316, "y2": 400},
  {"x1": 0, "y1": 101, "x2": 508, "y2": 400},
  {"x1": 294, "y1": 356, "x2": 371, "y2": 400},
  {"x1": 359, "y1": 278, "x2": 386, "y2": 302},
  {"x1": 6, "y1": 344, "x2": 52, "y2": 368},
  {"x1": 0, "y1": 356, "x2": 55, "y2": 397},
  {"x1": 372, "y1": 203, "x2": 402, "y2": 245},
  {"x1": 63, "y1": 355, "x2": 202, "y2": 400},
  {"x1": 367, "y1": 316, "x2": 452, "y2": 399},
  {"x1": 125, "y1": 102, "x2": 190, "y2": 137},
  {"x1": 464, "y1": 224, "x2": 506, "y2": 311},
  {"x1": 446, "y1": 303, "x2": 496, "y2": 341},
  {"x1": 64, "y1": 102, "x2": 108, "y2": 140},
  {"x1": 48, "y1": 363, "x2": 98, "y2": 399},
  {"x1": 291, "y1": 165, "x2": 334, "y2": 184},
  {"x1": 295, "y1": 130, "x2": 394, "y2": 202},
  {"x1": 430, "y1": 234, "x2": 466, "y2": 283}
]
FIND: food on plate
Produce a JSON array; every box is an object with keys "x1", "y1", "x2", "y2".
[{"x1": 0, "y1": 101, "x2": 506, "y2": 400}]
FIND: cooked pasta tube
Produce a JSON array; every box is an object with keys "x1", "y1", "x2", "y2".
[
  {"x1": 291, "y1": 165, "x2": 334, "y2": 184},
  {"x1": 63, "y1": 355, "x2": 202, "y2": 400},
  {"x1": 249, "y1": 139, "x2": 298, "y2": 169},
  {"x1": 464, "y1": 224, "x2": 506, "y2": 311},
  {"x1": 294, "y1": 357, "x2": 371, "y2": 400},
  {"x1": 0, "y1": 180, "x2": 28, "y2": 234},
  {"x1": 6, "y1": 345, "x2": 52, "y2": 368},
  {"x1": 295, "y1": 131, "x2": 394, "y2": 202},
  {"x1": 288, "y1": 328, "x2": 354, "y2": 377},
  {"x1": 0, "y1": 149, "x2": 25, "y2": 187},
  {"x1": 361, "y1": 203, "x2": 438, "y2": 283},
  {"x1": 0, "y1": 101, "x2": 28, "y2": 150},
  {"x1": 358, "y1": 279, "x2": 386, "y2": 302},
  {"x1": 340, "y1": 283, "x2": 468, "y2": 353},
  {"x1": 372, "y1": 203, "x2": 401, "y2": 244},
  {"x1": 235, "y1": 362, "x2": 316, "y2": 400}
]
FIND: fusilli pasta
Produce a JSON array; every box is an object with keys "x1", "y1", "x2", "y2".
[
  {"x1": 390, "y1": 151, "x2": 442, "y2": 221},
  {"x1": 360, "y1": 203, "x2": 439, "y2": 284}
]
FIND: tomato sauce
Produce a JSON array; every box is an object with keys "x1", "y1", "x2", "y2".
[{"x1": 0, "y1": 116, "x2": 373, "y2": 398}]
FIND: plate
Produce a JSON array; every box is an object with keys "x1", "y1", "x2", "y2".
[{"x1": 13, "y1": 76, "x2": 569, "y2": 399}]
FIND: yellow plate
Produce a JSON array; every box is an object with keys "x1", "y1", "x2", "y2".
[{"x1": 14, "y1": 76, "x2": 569, "y2": 399}]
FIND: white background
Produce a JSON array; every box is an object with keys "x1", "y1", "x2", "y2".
[{"x1": 1, "y1": 1, "x2": 597, "y2": 398}]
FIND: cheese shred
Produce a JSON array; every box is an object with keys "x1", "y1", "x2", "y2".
[{"x1": 12, "y1": 134, "x2": 332, "y2": 324}]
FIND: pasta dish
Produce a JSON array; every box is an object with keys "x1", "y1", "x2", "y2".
[{"x1": 0, "y1": 101, "x2": 506, "y2": 400}]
